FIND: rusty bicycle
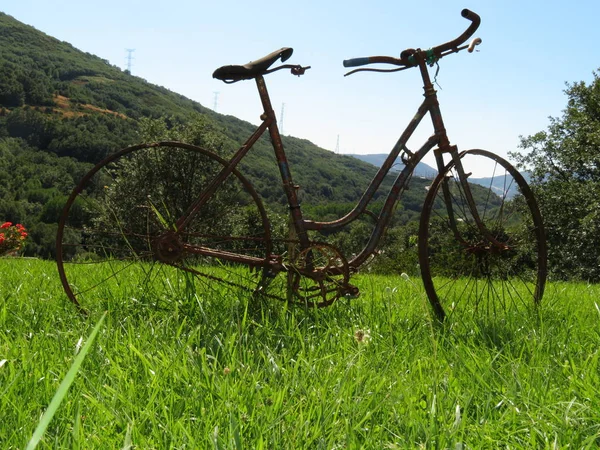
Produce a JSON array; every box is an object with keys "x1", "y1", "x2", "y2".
[{"x1": 56, "y1": 9, "x2": 547, "y2": 321}]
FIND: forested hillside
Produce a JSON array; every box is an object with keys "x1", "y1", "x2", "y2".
[{"x1": 0, "y1": 12, "x2": 433, "y2": 258}]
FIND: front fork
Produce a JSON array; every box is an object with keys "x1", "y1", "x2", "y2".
[
  {"x1": 435, "y1": 146, "x2": 507, "y2": 249},
  {"x1": 419, "y1": 50, "x2": 504, "y2": 250}
]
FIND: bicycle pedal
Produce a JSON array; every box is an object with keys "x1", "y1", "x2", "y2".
[{"x1": 342, "y1": 284, "x2": 360, "y2": 299}]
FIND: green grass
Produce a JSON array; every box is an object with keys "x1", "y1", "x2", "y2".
[{"x1": 1, "y1": 258, "x2": 600, "y2": 448}]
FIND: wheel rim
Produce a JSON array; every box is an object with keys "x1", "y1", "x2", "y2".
[
  {"x1": 419, "y1": 149, "x2": 547, "y2": 322},
  {"x1": 56, "y1": 142, "x2": 272, "y2": 312}
]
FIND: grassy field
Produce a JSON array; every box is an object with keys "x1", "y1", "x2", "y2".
[{"x1": 1, "y1": 258, "x2": 599, "y2": 448}]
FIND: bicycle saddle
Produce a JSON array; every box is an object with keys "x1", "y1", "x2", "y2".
[{"x1": 213, "y1": 47, "x2": 293, "y2": 82}]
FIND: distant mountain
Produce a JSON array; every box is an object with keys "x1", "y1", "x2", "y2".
[
  {"x1": 347, "y1": 154, "x2": 438, "y2": 179},
  {"x1": 349, "y1": 153, "x2": 530, "y2": 199},
  {"x1": 469, "y1": 172, "x2": 531, "y2": 199}
]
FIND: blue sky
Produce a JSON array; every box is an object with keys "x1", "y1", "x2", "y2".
[{"x1": 3, "y1": 0, "x2": 600, "y2": 176}]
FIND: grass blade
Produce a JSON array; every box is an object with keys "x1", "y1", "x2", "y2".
[
  {"x1": 26, "y1": 312, "x2": 107, "y2": 450},
  {"x1": 122, "y1": 421, "x2": 133, "y2": 449}
]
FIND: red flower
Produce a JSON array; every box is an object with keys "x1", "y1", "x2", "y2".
[{"x1": 0, "y1": 222, "x2": 28, "y2": 255}]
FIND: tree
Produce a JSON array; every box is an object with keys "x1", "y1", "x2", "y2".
[
  {"x1": 512, "y1": 71, "x2": 600, "y2": 281},
  {"x1": 5, "y1": 108, "x2": 52, "y2": 148}
]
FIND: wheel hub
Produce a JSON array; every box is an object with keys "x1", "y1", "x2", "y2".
[{"x1": 153, "y1": 231, "x2": 185, "y2": 263}]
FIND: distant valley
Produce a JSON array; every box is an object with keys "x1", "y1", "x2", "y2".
[{"x1": 348, "y1": 153, "x2": 528, "y2": 199}]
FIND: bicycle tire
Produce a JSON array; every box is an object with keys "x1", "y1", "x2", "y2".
[
  {"x1": 56, "y1": 141, "x2": 273, "y2": 312},
  {"x1": 418, "y1": 149, "x2": 547, "y2": 322}
]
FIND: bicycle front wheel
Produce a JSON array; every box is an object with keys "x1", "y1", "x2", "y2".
[
  {"x1": 56, "y1": 141, "x2": 272, "y2": 312},
  {"x1": 418, "y1": 149, "x2": 547, "y2": 322}
]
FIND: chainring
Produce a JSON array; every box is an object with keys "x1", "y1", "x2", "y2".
[{"x1": 287, "y1": 243, "x2": 356, "y2": 307}]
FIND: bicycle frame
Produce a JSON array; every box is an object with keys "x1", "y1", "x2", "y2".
[{"x1": 177, "y1": 52, "x2": 489, "y2": 271}]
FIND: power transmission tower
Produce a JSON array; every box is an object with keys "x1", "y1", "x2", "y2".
[
  {"x1": 213, "y1": 91, "x2": 220, "y2": 111},
  {"x1": 335, "y1": 135, "x2": 340, "y2": 153},
  {"x1": 125, "y1": 49, "x2": 135, "y2": 73},
  {"x1": 279, "y1": 103, "x2": 285, "y2": 135}
]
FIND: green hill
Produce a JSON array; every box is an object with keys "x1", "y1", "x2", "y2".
[
  {"x1": 348, "y1": 153, "x2": 438, "y2": 178},
  {"x1": 0, "y1": 12, "x2": 435, "y2": 257},
  {"x1": 0, "y1": 11, "x2": 391, "y2": 200}
]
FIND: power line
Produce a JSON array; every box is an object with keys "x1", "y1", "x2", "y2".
[
  {"x1": 125, "y1": 48, "x2": 135, "y2": 73},
  {"x1": 279, "y1": 103, "x2": 285, "y2": 135},
  {"x1": 213, "y1": 91, "x2": 220, "y2": 111}
]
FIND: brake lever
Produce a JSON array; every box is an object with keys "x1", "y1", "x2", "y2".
[
  {"x1": 468, "y1": 37, "x2": 482, "y2": 53},
  {"x1": 344, "y1": 66, "x2": 410, "y2": 77},
  {"x1": 292, "y1": 65, "x2": 311, "y2": 76},
  {"x1": 264, "y1": 64, "x2": 311, "y2": 76}
]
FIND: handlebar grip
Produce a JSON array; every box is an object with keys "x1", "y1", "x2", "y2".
[
  {"x1": 432, "y1": 8, "x2": 481, "y2": 55},
  {"x1": 461, "y1": 8, "x2": 480, "y2": 24},
  {"x1": 343, "y1": 57, "x2": 372, "y2": 68}
]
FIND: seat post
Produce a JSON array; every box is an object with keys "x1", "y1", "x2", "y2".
[
  {"x1": 255, "y1": 75, "x2": 277, "y2": 124},
  {"x1": 254, "y1": 75, "x2": 310, "y2": 248}
]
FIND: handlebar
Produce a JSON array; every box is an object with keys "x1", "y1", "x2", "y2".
[
  {"x1": 343, "y1": 56, "x2": 402, "y2": 68},
  {"x1": 434, "y1": 9, "x2": 480, "y2": 54},
  {"x1": 343, "y1": 9, "x2": 481, "y2": 70}
]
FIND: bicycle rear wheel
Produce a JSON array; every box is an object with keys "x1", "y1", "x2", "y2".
[
  {"x1": 56, "y1": 141, "x2": 272, "y2": 312},
  {"x1": 418, "y1": 149, "x2": 547, "y2": 322}
]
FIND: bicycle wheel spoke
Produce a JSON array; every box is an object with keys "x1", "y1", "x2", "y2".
[
  {"x1": 57, "y1": 142, "x2": 274, "y2": 311},
  {"x1": 481, "y1": 162, "x2": 498, "y2": 220},
  {"x1": 419, "y1": 149, "x2": 547, "y2": 322}
]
